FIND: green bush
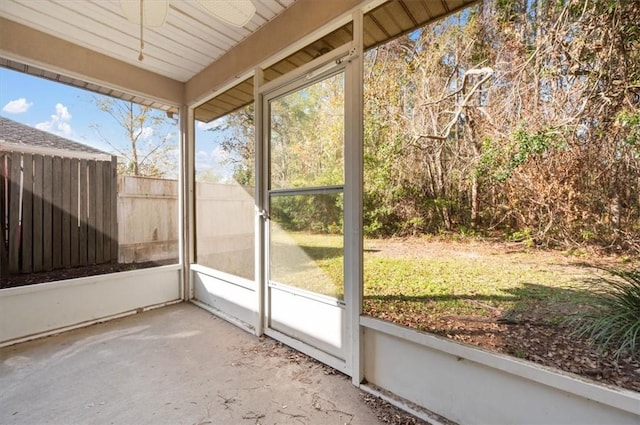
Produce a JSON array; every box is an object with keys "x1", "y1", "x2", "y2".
[{"x1": 574, "y1": 270, "x2": 640, "y2": 360}]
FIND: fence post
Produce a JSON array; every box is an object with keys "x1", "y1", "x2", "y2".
[
  {"x1": 110, "y1": 156, "x2": 118, "y2": 262},
  {"x1": 21, "y1": 153, "x2": 33, "y2": 273},
  {"x1": 0, "y1": 153, "x2": 7, "y2": 282},
  {"x1": 8, "y1": 152, "x2": 21, "y2": 274},
  {"x1": 42, "y1": 155, "x2": 53, "y2": 271},
  {"x1": 79, "y1": 159, "x2": 88, "y2": 266},
  {"x1": 33, "y1": 154, "x2": 44, "y2": 272},
  {"x1": 52, "y1": 156, "x2": 62, "y2": 269}
]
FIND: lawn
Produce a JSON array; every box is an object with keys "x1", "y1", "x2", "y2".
[
  {"x1": 362, "y1": 238, "x2": 598, "y2": 327},
  {"x1": 269, "y1": 228, "x2": 344, "y2": 298},
  {"x1": 274, "y1": 231, "x2": 598, "y2": 323},
  {"x1": 274, "y1": 231, "x2": 640, "y2": 392}
]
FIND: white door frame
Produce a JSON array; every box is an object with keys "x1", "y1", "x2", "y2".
[{"x1": 256, "y1": 43, "x2": 359, "y2": 374}]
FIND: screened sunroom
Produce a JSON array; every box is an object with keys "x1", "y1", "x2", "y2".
[{"x1": 1, "y1": 1, "x2": 638, "y2": 424}]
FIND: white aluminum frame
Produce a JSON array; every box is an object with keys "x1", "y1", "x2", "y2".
[
  {"x1": 259, "y1": 51, "x2": 353, "y2": 372},
  {"x1": 344, "y1": 9, "x2": 364, "y2": 385}
]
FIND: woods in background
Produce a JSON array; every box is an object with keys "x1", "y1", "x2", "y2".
[{"x1": 364, "y1": 0, "x2": 640, "y2": 252}]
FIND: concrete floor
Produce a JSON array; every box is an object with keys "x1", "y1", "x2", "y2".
[{"x1": 0, "y1": 303, "x2": 393, "y2": 425}]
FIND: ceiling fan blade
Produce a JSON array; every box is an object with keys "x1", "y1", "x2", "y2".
[
  {"x1": 195, "y1": 0, "x2": 256, "y2": 27},
  {"x1": 120, "y1": 0, "x2": 169, "y2": 27}
]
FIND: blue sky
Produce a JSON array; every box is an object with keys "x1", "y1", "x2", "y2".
[
  {"x1": 0, "y1": 67, "x2": 231, "y2": 179},
  {"x1": 0, "y1": 67, "x2": 128, "y2": 153}
]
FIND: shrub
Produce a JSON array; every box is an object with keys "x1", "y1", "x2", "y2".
[{"x1": 573, "y1": 270, "x2": 640, "y2": 360}]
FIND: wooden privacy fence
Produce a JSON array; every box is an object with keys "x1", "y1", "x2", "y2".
[
  {"x1": 195, "y1": 181, "x2": 255, "y2": 277},
  {"x1": 117, "y1": 178, "x2": 254, "y2": 267},
  {"x1": 1, "y1": 148, "x2": 118, "y2": 276},
  {"x1": 117, "y1": 175, "x2": 178, "y2": 263},
  {"x1": 0, "y1": 163, "x2": 255, "y2": 278}
]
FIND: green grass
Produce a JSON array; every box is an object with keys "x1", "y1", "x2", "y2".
[
  {"x1": 274, "y1": 232, "x2": 598, "y2": 326},
  {"x1": 269, "y1": 230, "x2": 344, "y2": 298},
  {"x1": 362, "y1": 255, "x2": 595, "y2": 328}
]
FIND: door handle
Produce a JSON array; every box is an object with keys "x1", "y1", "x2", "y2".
[{"x1": 258, "y1": 209, "x2": 270, "y2": 220}]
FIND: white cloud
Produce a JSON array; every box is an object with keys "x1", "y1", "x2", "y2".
[
  {"x1": 195, "y1": 146, "x2": 228, "y2": 166},
  {"x1": 35, "y1": 103, "x2": 73, "y2": 138},
  {"x1": 2, "y1": 98, "x2": 33, "y2": 114},
  {"x1": 135, "y1": 126, "x2": 154, "y2": 140}
]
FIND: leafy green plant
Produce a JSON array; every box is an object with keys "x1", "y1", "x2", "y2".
[
  {"x1": 573, "y1": 270, "x2": 640, "y2": 360},
  {"x1": 508, "y1": 227, "x2": 534, "y2": 247},
  {"x1": 617, "y1": 110, "x2": 640, "y2": 148}
]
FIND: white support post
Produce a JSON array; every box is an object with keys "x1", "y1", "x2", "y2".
[
  {"x1": 254, "y1": 68, "x2": 266, "y2": 336},
  {"x1": 344, "y1": 9, "x2": 364, "y2": 384},
  {"x1": 180, "y1": 105, "x2": 195, "y2": 300}
]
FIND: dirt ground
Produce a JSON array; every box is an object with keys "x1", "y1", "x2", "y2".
[{"x1": 0, "y1": 259, "x2": 176, "y2": 289}]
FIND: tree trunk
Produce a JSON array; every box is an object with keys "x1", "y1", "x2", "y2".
[
  {"x1": 471, "y1": 174, "x2": 479, "y2": 227},
  {"x1": 610, "y1": 195, "x2": 621, "y2": 231}
]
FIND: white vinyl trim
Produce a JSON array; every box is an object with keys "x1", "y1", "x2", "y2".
[
  {"x1": 264, "y1": 327, "x2": 348, "y2": 374},
  {"x1": 267, "y1": 281, "x2": 346, "y2": 307},
  {"x1": 178, "y1": 104, "x2": 191, "y2": 301},
  {"x1": 190, "y1": 299, "x2": 255, "y2": 334},
  {"x1": 361, "y1": 315, "x2": 640, "y2": 416},
  {"x1": 0, "y1": 299, "x2": 182, "y2": 349},
  {"x1": 0, "y1": 265, "x2": 182, "y2": 345},
  {"x1": 0, "y1": 264, "x2": 181, "y2": 296},
  {"x1": 254, "y1": 67, "x2": 266, "y2": 336},
  {"x1": 190, "y1": 263, "x2": 255, "y2": 290}
]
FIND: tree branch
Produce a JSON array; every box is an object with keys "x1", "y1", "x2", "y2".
[{"x1": 419, "y1": 67, "x2": 494, "y2": 141}]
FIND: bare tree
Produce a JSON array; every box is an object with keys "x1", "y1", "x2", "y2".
[
  {"x1": 363, "y1": 0, "x2": 640, "y2": 252},
  {"x1": 92, "y1": 98, "x2": 178, "y2": 177}
]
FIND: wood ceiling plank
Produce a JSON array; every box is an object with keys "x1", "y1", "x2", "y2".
[
  {"x1": 400, "y1": 0, "x2": 433, "y2": 26},
  {"x1": 363, "y1": 13, "x2": 391, "y2": 46}
]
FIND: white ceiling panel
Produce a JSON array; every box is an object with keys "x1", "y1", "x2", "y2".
[{"x1": 0, "y1": 0, "x2": 297, "y2": 82}]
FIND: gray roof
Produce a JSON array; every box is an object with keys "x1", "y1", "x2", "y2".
[{"x1": 0, "y1": 115, "x2": 109, "y2": 155}]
